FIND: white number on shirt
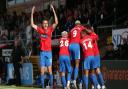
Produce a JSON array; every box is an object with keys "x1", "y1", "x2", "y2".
[
  {"x1": 60, "y1": 40, "x2": 69, "y2": 47},
  {"x1": 83, "y1": 41, "x2": 93, "y2": 50}
]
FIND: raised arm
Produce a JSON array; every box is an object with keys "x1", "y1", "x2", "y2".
[
  {"x1": 50, "y1": 4, "x2": 58, "y2": 29},
  {"x1": 85, "y1": 28, "x2": 92, "y2": 34},
  {"x1": 31, "y1": 6, "x2": 37, "y2": 30}
]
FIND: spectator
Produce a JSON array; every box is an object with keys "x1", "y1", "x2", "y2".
[
  {"x1": 11, "y1": 36, "x2": 24, "y2": 86},
  {"x1": 25, "y1": 20, "x2": 32, "y2": 46},
  {"x1": 0, "y1": 31, "x2": 8, "y2": 42},
  {"x1": 102, "y1": 43, "x2": 116, "y2": 60},
  {"x1": 0, "y1": 58, "x2": 3, "y2": 84},
  {"x1": 120, "y1": 38, "x2": 128, "y2": 58}
]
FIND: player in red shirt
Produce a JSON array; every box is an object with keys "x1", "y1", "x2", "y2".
[
  {"x1": 68, "y1": 20, "x2": 85, "y2": 88},
  {"x1": 80, "y1": 29, "x2": 98, "y2": 89},
  {"x1": 31, "y1": 4, "x2": 58, "y2": 89},
  {"x1": 59, "y1": 31, "x2": 72, "y2": 89},
  {"x1": 89, "y1": 27, "x2": 106, "y2": 89}
]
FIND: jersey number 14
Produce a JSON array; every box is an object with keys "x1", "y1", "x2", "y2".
[{"x1": 83, "y1": 41, "x2": 93, "y2": 50}]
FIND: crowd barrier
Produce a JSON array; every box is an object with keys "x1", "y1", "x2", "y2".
[
  {"x1": 7, "y1": 63, "x2": 33, "y2": 85},
  {"x1": 28, "y1": 57, "x2": 128, "y2": 89},
  {"x1": 2, "y1": 49, "x2": 128, "y2": 88}
]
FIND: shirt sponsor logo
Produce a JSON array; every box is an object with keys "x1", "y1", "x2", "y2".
[{"x1": 40, "y1": 34, "x2": 48, "y2": 38}]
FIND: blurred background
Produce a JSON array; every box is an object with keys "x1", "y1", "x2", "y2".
[{"x1": 0, "y1": 0, "x2": 128, "y2": 89}]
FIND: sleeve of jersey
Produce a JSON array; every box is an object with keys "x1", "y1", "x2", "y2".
[
  {"x1": 81, "y1": 26, "x2": 85, "y2": 31},
  {"x1": 59, "y1": 38, "x2": 61, "y2": 45},
  {"x1": 36, "y1": 26, "x2": 44, "y2": 34},
  {"x1": 90, "y1": 32, "x2": 98, "y2": 41},
  {"x1": 49, "y1": 26, "x2": 54, "y2": 32}
]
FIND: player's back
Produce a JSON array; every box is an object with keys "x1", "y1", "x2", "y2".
[
  {"x1": 90, "y1": 32, "x2": 100, "y2": 56},
  {"x1": 59, "y1": 37, "x2": 70, "y2": 56},
  {"x1": 69, "y1": 25, "x2": 85, "y2": 44},
  {"x1": 80, "y1": 35, "x2": 95, "y2": 58}
]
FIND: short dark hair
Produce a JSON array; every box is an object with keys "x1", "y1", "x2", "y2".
[
  {"x1": 81, "y1": 29, "x2": 87, "y2": 34},
  {"x1": 81, "y1": 28, "x2": 91, "y2": 35},
  {"x1": 42, "y1": 19, "x2": 48, "y2": 23}
]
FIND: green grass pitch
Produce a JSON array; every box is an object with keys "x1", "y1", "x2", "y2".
[{"x1": 0, "y1": 85, "x2": 41, "y2": 89}]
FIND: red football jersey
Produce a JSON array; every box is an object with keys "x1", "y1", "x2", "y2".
[
  {"x1": 59, "y1": 37, "x2": 70, "y2": 56},
  {"x1": 80, "y1": 35, "x2": 95, "y2": 58},
  {"x1": 90, "y1": 32, "x2": 100, "y2": 56},
  {"x1": 36, "y1": 26, "x2": 54, "y2": 51},
  {"x1": 69, "y1": 25, "x2": 85, "y2": 44},
  {"x1": 93, "y1": 41, "x2": 100, "y2": 56}
]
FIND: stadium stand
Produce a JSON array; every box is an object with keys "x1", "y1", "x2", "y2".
[{"x1": 0, "y1": 0, "x2": 128, "y2": 88}]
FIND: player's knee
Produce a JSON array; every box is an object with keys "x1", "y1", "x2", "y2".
[
  {"x1": 40, "y1": 67, "x2": 45, "y2": 74},
  {"x1": 47, "y1": 66, "x2": 52, "y2": 74},
  {"x1": 96, "y1": 68, "x2": 101, "y2": 74},
  {"x1": 90, "y1": 69, "x2": 95, "y2": 75},
  {"x1": 76, "y1": 64, "x2": 79, "y2": 67},
  {"x1": 75, "y1": 60, "x2": 80, "y2": 67},
  {"x1": 61, "y1": 72, "x2": 65, "y2": 76},
  {"x1": 83, "y1": 70, "x2": 89, "y2": 76}
]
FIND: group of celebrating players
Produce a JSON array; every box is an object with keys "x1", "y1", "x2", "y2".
[{"x1": 31, "y1": 4, "x2": 106, "y2": 89}]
